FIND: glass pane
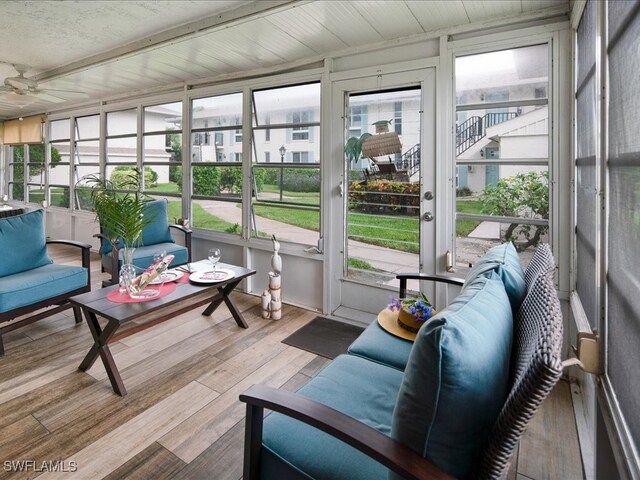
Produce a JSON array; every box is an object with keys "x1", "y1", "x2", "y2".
[
  {"x1": 106, "y1": 137, "x2": 136, "y2": 164},
  {"x1": 144, "y1": 134, "x2": 181, "y2": 195},
  {"x1": 253, "y1": 127, "x2": 320, "y2": 164},
  {"x1": 49, "y1": 186, "x2": 70, "y2": 208},
  {"x1": 252, "y1": 165, "x2": 320, "y2": 243},
  {"x1": 454, "y1": 166, "x2": 549, "y2": 218},
  {"x1": 75, "y1": 140, "x2": 100, "y2": 165},
  {"x1": 191, "y1": 165, "x2": 242, "y2": 233},
  {"x1": 49, "y1": 163, "x2": 70, "y2": 188},
  {"x1": 50, "y1": 119, "x2": 70, "y2": 141},
  {"x1": 455, "y1": 219, "x2": 547, "y2": 268},
  {"x1": 192, "y1": 93, "x2": 242, "y2": 128},
  {"x1": 27, "y1": 185, "x2": 46, "y2": 205},
  {"x1": 456, "y1": 45, "x2": 549, "y2": 105},
  {"x1": 455, "y1": 105, "x2": 548, "y2": 158},
  {"x1": 253, "y1": 83, "x2": 320, "y2": 126},
  {"x1": 76, "y1": 114, "x2": 99, "y2": 139},
  {"x1": 144, "y1": 101, "x2": 182, "y2": 132},
  {"x1": 107, "y1": 109, "x2": 137, "y2": 136},
  {"x1": 346, "y1": 87, "x2": 421, "y2": 284},
  {"x1": 10, "y1": 183, "x2": 24, "y2": 201},
  {"x1": 190, "y1": 131, "x2": 240, "y2": 162}
]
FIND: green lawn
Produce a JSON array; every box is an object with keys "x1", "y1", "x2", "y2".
[
  {"x1": 148, "y1": 183, "x2": 180, "y2": 193},
  {"x1": 167, "y1": 200, "x2": 239, "y2": 233},
  {"x1": 456, "y1": 199, "x2": 483, "y2": 236}
]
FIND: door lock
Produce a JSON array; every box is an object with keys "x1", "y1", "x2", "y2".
[
  {"x1": 423, "y1": 212, "x2": 434, "y2": 222},
  {"x1": 424, "y1": 191, "x2": 434, "y2": 200}
]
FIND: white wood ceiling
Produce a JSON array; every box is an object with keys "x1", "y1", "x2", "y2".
[{"x1": 0, "y1": 0, "x2": 569, "y2": 120}]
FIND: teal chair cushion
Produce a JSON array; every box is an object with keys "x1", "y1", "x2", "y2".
[
  {"x1": 120, "y1": 242, "x2": 188, "y2": 269},
  {"x1": 391, "y1": 272, "x2": 513, "y2": 479},
  {"x1": 0, "y1": 264, "x2": 87, "y2": 313},
  {"x1": 462, "y1": 241, "x2": 526, "y2": 312},
  {"x1": 348, "y1": 320, "x2": 413, "y2": 371},
  {"x1": 0, "y1": 209, "x2": 52, "y2": 277},
  {"x1": 98, "y1": 199, "x2": 174, "y2": 255},
  {"x1": 262, "y1": 354, "x2": 403, "y2": 480}
]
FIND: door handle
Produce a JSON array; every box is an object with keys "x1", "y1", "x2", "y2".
[{"x1": 423, "y1": 212, "x2": 434, "y2": 222}]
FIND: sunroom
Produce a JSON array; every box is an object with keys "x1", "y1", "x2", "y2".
[{"x1": 0, "y1": 1, "x2": 637, "y2": 478}]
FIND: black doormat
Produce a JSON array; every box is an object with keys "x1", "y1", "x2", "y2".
[{"x1": 282, "y1": 316, "x2": 365, "y2": 360}]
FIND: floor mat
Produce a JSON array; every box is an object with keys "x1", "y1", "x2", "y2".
[{"x1": 282, "y1": 316, "x2": 365, "y2": 360}]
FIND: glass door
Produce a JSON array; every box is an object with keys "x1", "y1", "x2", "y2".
[{"x1": 330, "y1": 69, "x2": 436, "y2": 315}]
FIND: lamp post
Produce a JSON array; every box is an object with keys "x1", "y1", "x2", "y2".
[{"x1": 279, "y1": 145, "x2": 286, "y2": 202}]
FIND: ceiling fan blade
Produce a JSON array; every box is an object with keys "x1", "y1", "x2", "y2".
[{"x1": 0, "y1": 85, "x2": 13, "y2": 93}]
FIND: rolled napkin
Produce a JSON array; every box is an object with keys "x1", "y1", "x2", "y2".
[{"x1": 132, "y1": 254, "x2": 175, "y2": 291}]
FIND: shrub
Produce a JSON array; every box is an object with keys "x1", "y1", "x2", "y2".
[
  {"x1": 111, "y1": 166, "x2": 158, "y2": 188},
  {"x1": 193, "y1": 166, "x2": 221, "y2": 196},
  {"x1": 480, "y1": 171, "x2": 549, "y2": 251},
  {"x1": 456, "y1": 186, "x2": 472, "y2": 197},
  {"x1": 348, "y1": 180, "x2": 420, "y2": 215},
  {"x1": 283, "y1": 170, "x2": 320, "y2": 193}
]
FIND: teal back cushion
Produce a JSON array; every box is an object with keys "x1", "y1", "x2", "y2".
[
  {"x1": 390, "y1": 272, "x2": 513, "y2": 479},
  {"x1": 463, "y1": 241, "x2": 526, "y2": 312},
  {"x1": 98, "y1": 199, "x2": 174, "y2": 255},
  {"x1": 0, "y1": 209, "x2": 52, "y2": 277}
]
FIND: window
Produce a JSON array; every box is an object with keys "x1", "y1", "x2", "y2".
[
  {"x1": 348, "y1": 105, "x2": 366, "y2": 138},
  {"x1": 48, "y1": 118, "x2": 72, "y2": 208},
  {"x1": 105, "y1": 109, "x2": 137, "y2": 182},
  {"x1": 71, "y1": 115, "x2": 100, "y2": 210},
  {"x1": 291, "y1": 111, "x2": 311, "y2": 140},
  {"x1": 252, "y1": 82, "x2": 321, "y2": 244},
  {"x1": 143, "y1": 101, "x2": 182, "y2": 217},
  {"x1": 394, "y1": 101, "x2": 402, "y2": 134},
  {"x1": 454, "y1": 44, "x2": 550, "y2": 267},
  {"x1": 190, "y1": 92, "x2": 243, "y2": 233}
]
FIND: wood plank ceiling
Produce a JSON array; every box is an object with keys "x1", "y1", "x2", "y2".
[{"x1": 0, "y1": 0, "x2": 568, "y2": 120}]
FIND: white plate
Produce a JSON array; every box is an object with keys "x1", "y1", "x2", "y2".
[
  {"x1": 189, "y1": 268, "x2": 235, "y2": 284},
  {"x1": 149, "y1": 269, "x2": 184, "y2": 285}
]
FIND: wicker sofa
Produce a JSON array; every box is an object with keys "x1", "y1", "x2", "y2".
[{"x1": 240, "y1": 243, "x2": 562, "y2": 480}]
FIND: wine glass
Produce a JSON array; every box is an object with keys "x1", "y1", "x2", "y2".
[{"x1": 208, "y1": 248, "x2": 221, "y2": 273}]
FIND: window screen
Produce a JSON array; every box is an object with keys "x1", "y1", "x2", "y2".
[{"x1": 606, "y1": 0, "x2": 640, "y2": 449}]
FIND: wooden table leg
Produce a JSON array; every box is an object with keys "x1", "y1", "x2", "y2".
[
  {"x1": 78, "y1": 309, "x2": 127, "y2": 396},
  {"x1": 201, "y1": 279, "x2": 249, "y2": 328}
]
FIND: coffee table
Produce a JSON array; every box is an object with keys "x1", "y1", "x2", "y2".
[{"x1": 71, "y1": 262, "x2": 256, "y2": 396}]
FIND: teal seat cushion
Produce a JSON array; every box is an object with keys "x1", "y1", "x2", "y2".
[
  {"x1": 348, "y1": 320, "x2": 413, "y2": 371},
  {"x1": 0, "y1": 264, "x2": 87, "y2": 313},
  {"x1": 262, "y1": 354, "x2": 403, "y2": 480},
  {"x1": 104, "y1": 242, "x2": 188, "y2": 270},
  {"x1": 391, "y1": 272, "x2": 513, "y2": 479},
  {"x1": 0, "y1": 209, "x2": 52, "y2": 277},
  {"x1": 98, "y1": 199, "x2": 174, "y2": 255},
  {"x1": 462, "y1": 241, "x2": 525, "y2": 312}
]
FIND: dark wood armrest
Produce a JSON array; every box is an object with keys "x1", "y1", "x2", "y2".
[
  {"x1": 169, "y1": 224, "x2": 192, "y2": 263},
  {"x1": 397, "y1": 273, "x2": 465, "y2": 298},
  {"x1": 46, "y1": 239, "x2": 92, "y2": 250},
  {"x1": 239, "y1": 385, "x2": 453, "y2": 480},
  {"x1": 93, "y1": 233, "x2": 119, "y2": 286}
]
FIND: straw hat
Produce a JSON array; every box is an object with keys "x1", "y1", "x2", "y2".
[{"x1": 377, "y1": 307, "x2": 424, "y2": 341}]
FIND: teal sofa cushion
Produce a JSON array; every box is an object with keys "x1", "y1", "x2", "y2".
[
  {"x1": 348, "y1": 320, "x2": 413, "y2": 371},
  {"x1": 98, "y1": 199, "x2": 174, "y2": 255},
  {"x1": 462, "y1": 241, "x2": 525, "y2": 311},
  {"x1": 391, "y1": 272, "x2": 513, "y2": 479},
  {"x1": 0, "y1": 264, "x2": 87, "y2": 313},
  {"x1": 0, "y1": 209, "x2": 52, "y2": 277},
  {"x1": 262, "y1": 354, "x2": 403, "y2": 480}
]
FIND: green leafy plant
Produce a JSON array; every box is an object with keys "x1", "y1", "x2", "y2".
[
  {"x1": 344, "y1": 133, "x2": 372, "y2": 164},
  {"x1": 480, "y1": 171, "x2": 549, "y2": 251},
  {"x1": 85, "y1": 168, "x2": 155, "y2": 248}
]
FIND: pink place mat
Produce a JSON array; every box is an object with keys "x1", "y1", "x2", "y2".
[
  {"x1": 175, "y1": 273, "x2": 191, "y2": 283},
  {"x1": 107, "y1": 282, "x2": 177, "y2": 303}
]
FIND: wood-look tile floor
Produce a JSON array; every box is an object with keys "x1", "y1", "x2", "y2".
[{"x1": 0, "y1": 245, "x2": 584, "y2": 480}]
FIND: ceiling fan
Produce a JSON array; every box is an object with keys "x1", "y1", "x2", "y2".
[{"x1": 0, "y1": 64, "x2": 88, "y2": 106}]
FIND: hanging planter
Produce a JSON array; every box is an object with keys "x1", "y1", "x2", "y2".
[{"x1": 361, "y1": 132, "x2": 402, "y2": 158}]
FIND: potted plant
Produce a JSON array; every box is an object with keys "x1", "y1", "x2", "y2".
[{"x1": 85, "y1": 168, "x2": 156, "y2": 291}]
